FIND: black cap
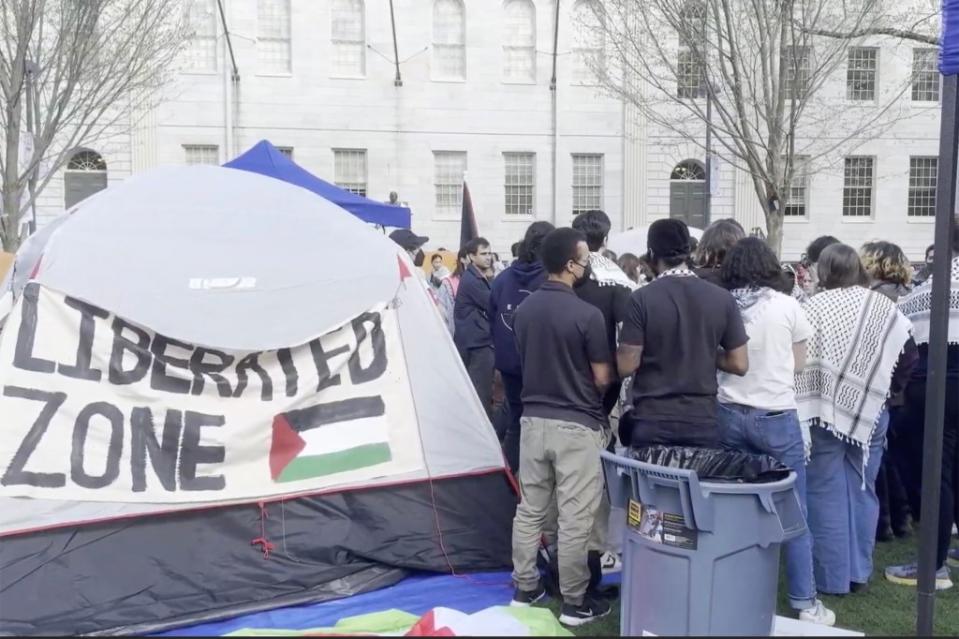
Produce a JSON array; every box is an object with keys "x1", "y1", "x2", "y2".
[
  {"x1": 389, "y1": 229, "x2": 429, "y2": 251},
  {"x1": 647, "y1": 219, "x2": 691, "y2": 259}
]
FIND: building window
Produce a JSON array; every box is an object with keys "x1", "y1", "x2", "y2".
[
  {"x1": 842, "y1": 156, "x2": 875, "y2": 218},
  {"x1": 257, "y1": 0, "x2": 292, "y2": 74},
  {"x1": 432, "y1": 0, "x2": 466, "y2": 81},
  {"x1": 434, "y1": 151, "x2": 467, "y2": 216},
  {"x1": 331, "y1": 0, "x2": 365, "y2": 77},
  {"x1": 503, "y1": 0, "x2": 536, "y2": 83},
  {"x1": 677, "y1": 50, "x2": 706, "y2": 99},
  {"x1": 572, "y1": 154, "x2": 603, "y2": 216},
  {"x1": 504, "y1": 153, "x2": 535, "y2": 216},
  {"x1": 908, "y1": 157, "x2": 938, "y2": 218},
  {"x1": 785, "y1": 46, "x2": 809, "y2": 100},
  {"x1": 333, "y1": 149, "x2": 368, "y2": 196},
  {"x1": 912, "y1": 48, "x2": 940, "y2": 102},
  {"x1": 183, "y1": 144, "x2": 219, "y2": 165},
  {"x1": 277, "y1": 146, "x2": 294, "y2": 159},
  {"x1": 846, "y1": 47, "x2": 877, "y2": 101},
  {"x1": 572, "y1": 0, "x2": 604, "y2": 85},
  {"x1": 783, "y1": 157, "x2": 809, "y2": 217},
  {"x1": 185, "y1": 0, "x2": 217, "y2": 72},
  {"x1": 64, "y1": 150, "x2": 107, "y2": 209}
]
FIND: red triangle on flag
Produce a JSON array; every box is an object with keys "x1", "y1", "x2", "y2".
[
  {"x1": 269, "y1": 414, "x2": 306, "y2": 481},
  {"x1": 398, "y1": 254, "x2": 413, "y2": 280}
]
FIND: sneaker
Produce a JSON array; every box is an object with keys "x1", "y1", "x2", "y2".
[
  {"x1": 948, "y1": 548, "x2": 959, "y2": 569},
  {"x1": 510, "y1": 583, "x2": 546, "y2": 608},
  {"x1": 798, "y1": 600, "x2": 836, "y2": 627},
  {"x1": 559, "y1": 596, "x2": 612, "y2": 627},
  {"x1": 600, "y1": 551, "x2": 622, "y2": 574},
  {"x1": 884, "y1": 563, "x2": 954, "y2": 591}
]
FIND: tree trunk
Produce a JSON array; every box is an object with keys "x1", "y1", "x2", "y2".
[
  {"x1": 1, "y1": 184, "x2": 23, "y2": 253},
  {"x1": 765, "y1": 209, "x2": 784, "y2": 259}
]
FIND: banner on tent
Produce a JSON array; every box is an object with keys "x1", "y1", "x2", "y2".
[{"x1": 0, "y1": 284, "x2": 423, "y2": 503}]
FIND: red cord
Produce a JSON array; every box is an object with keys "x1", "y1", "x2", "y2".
[{"x1": 251, "y1": 501, "x2": 276, "y2": 559}]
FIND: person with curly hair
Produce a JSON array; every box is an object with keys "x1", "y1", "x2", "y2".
[{"x1": 861, "y1": 241, "x2": 913, "y2": 302}]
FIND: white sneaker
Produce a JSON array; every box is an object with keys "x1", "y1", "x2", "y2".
[
  {"x1": 798, "y1": 600, "x2": 836, "y2": 627},
  {"x1": 600, "y1": 551, "x2": 622, "y2": 574}
]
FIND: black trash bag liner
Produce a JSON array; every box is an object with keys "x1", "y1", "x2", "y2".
[{"x1": 629, "y1": 445, "x2": 791, "y2": 483}]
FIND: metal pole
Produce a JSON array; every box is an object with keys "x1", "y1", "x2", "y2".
[
  {"x1": 916, "y1": 72, "x2": 959, "y2": 637},
  {"x1": 24, "y1": 62, "x2": 37, "y2": 235},
  {"x1": 704, "y1": 88, "x2": 713, "y2": 225},
  {"x1": 550, "y1": 0, "x2": 561, "y2": 225},
  {"x1": 389, "y1": 0, "x2": 402, "y2": 87}
]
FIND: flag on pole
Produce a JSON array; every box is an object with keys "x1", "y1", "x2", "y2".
[{"x1": 459, "y1": 178, "x2": 479, "y2": 248}]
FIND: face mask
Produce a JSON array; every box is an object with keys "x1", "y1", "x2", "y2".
[{"x1": 573, "y1": 263, "x2": 592, "y2": 288}]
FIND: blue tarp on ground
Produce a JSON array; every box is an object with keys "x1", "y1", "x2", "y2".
[
  {"x1": 224, "y1": 140, "x2": 411, "y2": 229},
  {"x1": 157, "y1": 571, "x2": 622, "y2": 636}
]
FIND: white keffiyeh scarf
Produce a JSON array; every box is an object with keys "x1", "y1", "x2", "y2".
[
  {"x1": 796, "y1": 287, "x2": 912, "y2": 454},
  {"x1": 897, "y1": 255, "x2": 959, "y2": 346},
  {"x1": 589, "y1": 252, "x2": 637, "y2": 290}
]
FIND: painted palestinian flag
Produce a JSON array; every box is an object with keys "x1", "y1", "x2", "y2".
[
  {"x1": 222, "y1": 606, "x2": 573, "y2": 637},
  {"x1": 269, "y1": 396, "x2": 393, "y2": 483}
]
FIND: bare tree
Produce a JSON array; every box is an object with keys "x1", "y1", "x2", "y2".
[
  {"x1": 0, "y1": 0, "x2": 190, "y2": 252},
  {"x1": 584, "y1": 0, "x2": 935, "y2": 255}
]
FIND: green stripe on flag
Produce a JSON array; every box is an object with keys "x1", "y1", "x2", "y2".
[{"x1": 277, "y1": 443, "x2": 392, "y2": 483}]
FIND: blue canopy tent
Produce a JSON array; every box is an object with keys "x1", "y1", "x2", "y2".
[{"x1": 224, "y1": 140, "x2": 411, "y2": 229}]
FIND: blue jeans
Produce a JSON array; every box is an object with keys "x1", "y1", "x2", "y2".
[
  {"x1": 717, "y1": 403, "x2": 816, "y2": 611},
  {"x1": 806, "y1": 410, "x2": 889, "y2": 594}
]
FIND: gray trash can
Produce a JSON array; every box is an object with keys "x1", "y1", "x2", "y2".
[{"x1": 601, "y1": 449, "x2": 806, "y2": 637}]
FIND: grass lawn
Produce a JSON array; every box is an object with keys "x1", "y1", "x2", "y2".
[{"x1": 541, "y1": 536, "x2": 959, "y2": 636}]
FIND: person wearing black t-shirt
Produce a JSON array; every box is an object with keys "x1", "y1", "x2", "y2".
[
  {"x1": 509, "y1": 228, "x2": 614, "y2": 627},
  {"x1": 571, "y1": 210, "x2": 635, "y2": 416},
  {"x1": 616, "y1": 219, "x2": 749, "y2": 448}
]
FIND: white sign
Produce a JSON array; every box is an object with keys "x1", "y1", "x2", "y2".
[{"x1": 0, "y1": 284, "x2": 423, "y2": 504}]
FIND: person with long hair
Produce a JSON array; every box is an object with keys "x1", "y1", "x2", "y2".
[
  {"x1": 693, "y1": 219, "x2": 745, "y2": 286},
  {"x1": 797, "y1": 244, "x2": 914, "y2": 595},
  {"x1": 489, "y1": 220, "x2": 555, "y2": 471},
  {"x1": 716, "y1": 237, "x2": 833, "y2": 625},
  {"x1": 860, "y1": 241, "x2": 915, "y2": 543},
  {"x1": 437, "y1": 247, "x2": 469, "y2": 336}
]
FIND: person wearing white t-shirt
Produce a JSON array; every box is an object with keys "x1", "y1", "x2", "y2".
[{"x1": 716, "y1": 237, "x2": 835, "y2": 627}]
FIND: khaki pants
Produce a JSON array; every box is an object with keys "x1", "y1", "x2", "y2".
[{"x1": 511, "y1": 416, "x2": 605, "y2": 606}]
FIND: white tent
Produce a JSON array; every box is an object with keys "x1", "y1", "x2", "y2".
[
  {"x1": 0, "y1": 166, "x2": 514, "y2": 635},
  {"x1": 607, "y1": 224, "x2": 705, "y2": 258}
]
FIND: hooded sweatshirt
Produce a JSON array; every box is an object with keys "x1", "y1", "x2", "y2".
[{"x1": 489, "y1": 259, "x2": 548, "y2": 376}]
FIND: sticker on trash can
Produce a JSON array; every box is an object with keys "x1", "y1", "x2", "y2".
[
  {"x1": 631, "y1": 502, "x2": 698, "y2": 550},
  {"x1": 627, "y1": 499, "x2": 642, "y2": 528}
]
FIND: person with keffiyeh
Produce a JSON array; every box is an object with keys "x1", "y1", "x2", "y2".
[
  {"x1": 715, "y1": 237, "x2": 835, "y2": 626},
  {"x1": 796, "y1": 244, "x2": 915, "y2": 596},
  {"x1": 886, "y1": 228, "x2": 959, "y2": 591}
]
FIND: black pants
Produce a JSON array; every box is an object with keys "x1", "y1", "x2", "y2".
[
  {"x1": 902, "y1": 380, "x2": 959, "y2": 569},
  {"x1": 877, "y1": 406, "x2": 912, "y2": 536},
  {"x1": 462, "y1": 346, "x2": 495, "y2": 419},
  {"x1": 500, "y1": 371, "x2": 524, "y2": 474}
]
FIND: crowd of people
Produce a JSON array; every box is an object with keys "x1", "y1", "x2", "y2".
[{"x1": 390, "y1": 215, "x2": 959, "y2": 629}]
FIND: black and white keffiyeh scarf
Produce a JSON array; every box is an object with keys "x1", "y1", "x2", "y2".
[
  {"x1": 589, "y1": 252, "x2": 637, "y2": 290},
  {"x1": 796, "y1": 287, "x2": 912, "y2": 453},
  {"x1": 897, "y1": 255, "x2": 959, "y2": 346}
]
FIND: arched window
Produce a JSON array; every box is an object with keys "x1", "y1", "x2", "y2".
[
  {"x1": 670, "y1": 160, "x2": 706, "y2": 228},
  {"x1": 331, "y1": 0, "x2": 365, "y2": 77},
  {"x1": 64, "y1": 150, "x2": 107, "y2": 209},
  {"x1": 432, "y1": 0, "x2": 466, "y2": 81},
  {"x1": 572, "y1": 0, "x2": 604, "y2": 85},
  {"x1": 670, "y1": 159, "x2": 706, "y2": 181},
  {"x1": 503, "y1": 0, "x2": 535, "y2": 83}
]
